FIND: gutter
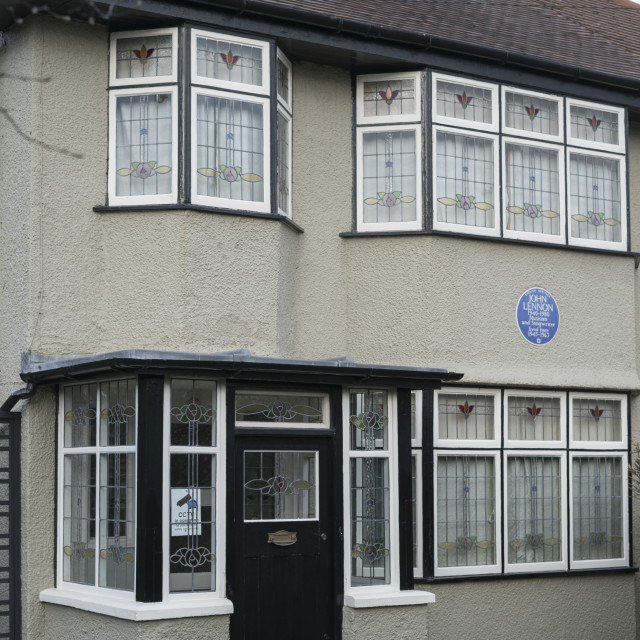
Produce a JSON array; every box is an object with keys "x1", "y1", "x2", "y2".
[{"x1": 0, "y1": 383, "x2": 35, "y2": 413}]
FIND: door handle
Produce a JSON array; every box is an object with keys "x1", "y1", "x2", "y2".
[{"x1": 321, "y1": 533, "x2": 328, "y2": 541}]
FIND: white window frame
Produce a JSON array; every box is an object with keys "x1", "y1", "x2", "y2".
[
  {"x1": 434, "y1": 387, "x2": 501, "y2": 449},
  {"x1": 356, "y1": 71, "x2": 422, "y2": 125},
  {"x1": 504, "y1": 389, "x2": 566, "y2": 449},
  {"x1": 234, "y1": 390, "x2": 330, "y2": 429},
  {"x1": 190, "y1": 87, "x2": 271, "y2": 213},
  {"x1": 501, "y1": 136, "x2": 566, "y2": 245},
  {"x1": 501, "y1": 86, "x2": 564, "y2": 143},
  {"x1": 109, "y1": 28, "x2": 179, "y2": 87},
  {"x1": 411, "y1": 390, "x2": 423, "y2": 448},
  {"x1": 432, "y1": 125, "x2": 500, "y2": 237},
  {"x1": 55, "y1": 379, "x2": 138, "y2": 602},
  {"x1": 566, "y1": 147, "x2": 627, "y2": 251},
  {"x1": 276, "y1": 48, "x2": 293, "y2": 112},
  {"x1": 503, "y1": 450, "x2": 568, "y2": 574},
  {"x1": 343, "y1": 388, "x2": 400, "y2": 596},
  {"x1": 162, "y1": 378, "x2": 227, "y2": 601},
  {"x1": 569, "y1": 392, "x2": 628, "y2": 450},
  {"x1": 108, "y1": 85, "x2": 179, "y2": 207},
  {"x1": 412, "y1": 449, "x2": 423, "y2": 578},
  {"x1": 276, "y1": 107, "x2": 293, "y2": 218},
  {"x1": 190, "y1": 28, "x2": 270, "y2": 95},
  {"x1": 431, "y1": 72, "x2": 499, "y2": 133},
  {"x1": 356, "y1": 124, "x2": 423, "y2": 232},
  {"x1": 566, "y1": 98, "x2": 625, "y2": 154},
  {"x1": 569, "y1": 451, "x2": 629, "y2": 570},
  {"x1": 433, "y1": 449, "x2": 502, "y2": 577}
]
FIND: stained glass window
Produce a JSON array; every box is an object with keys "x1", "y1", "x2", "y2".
[
  {"x1": 434, "y1": 129, "x2": 496, "y2": 232},
  {"x1": 570, "y1": 395, "x2": 625, "y2": 446},
  {"x1": 433, "y1": 74, "x2": 497, "y2": 130},
  {"x1": 113, "y1": 31, "x2": 175, "y2": 82},
  {"x1": 277, "y1": 110, "x2": 291, "y2": 216},
  {"x1": 277, "y1": 51, "x2": 291, "y2": 110},
  {"x1": 568, "y1": 101, "x2": 623, "y2": 151},
  {"x1": 235, "y1": 391, "x2": 326, "y2": 426},
  {"x1": 436, "y1": 390, "x2": 498, "y2": 443},
  {"x1": 503, "y1": 89, "x2": 561, "y2": 140},
  {"x1": 569, "y1": 152, "x2": 623, "y2": 246},
  {"x1": 506, "y1": 393, "x2": 564, "y2": 444},
  {"x1": 358, "y1": 73, "x2": 420, "y2": 123},
  {"x1": 64, "y1": 383, "x2": 97, "y2": 448}
]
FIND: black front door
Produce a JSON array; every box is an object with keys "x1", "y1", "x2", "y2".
[{"x1": 230, "y1": 435, "x2": 335, "y2": 640}]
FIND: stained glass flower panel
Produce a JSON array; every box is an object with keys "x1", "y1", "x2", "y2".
[
  {"x1": 435, "y1": 77, "x2": 495, "y2": 127},
  {"x1": 570, "y1": 104, "x2": 620, "y2": 148},
  {"x1": 115, "y1": 32, "x2": 174, "y2": 81},
  {"x1": 361, "y1": 76, "x2": 417, "y2": 121},
  {"x1": 504, "y1": 90, "x2": 560, "y2": 139},
  {"x1": 571, "y1": 397, "x2": 623, "y2": 443}
]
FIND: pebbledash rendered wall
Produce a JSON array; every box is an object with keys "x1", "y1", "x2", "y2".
[{"x1": 1, "y1": 14, "x2": 640, "y2": 640}]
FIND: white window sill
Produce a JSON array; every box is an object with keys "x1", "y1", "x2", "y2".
[
  {"x1": 40, "y1": 588, "x2": 233, "y2": 621},
  {"x1": 343, "y1": 590, "x2": 435, "y2": 609}
]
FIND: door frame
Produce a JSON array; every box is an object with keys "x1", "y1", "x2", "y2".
[{"x1": 225, "y1": 381, "x2": 344, "y2": 639}]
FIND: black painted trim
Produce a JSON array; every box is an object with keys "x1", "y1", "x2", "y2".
[
  {"x1": 224, "y1": 384, "x2": 236, "y2": 607},
  {"x1": 397, "y1": 388, "x2": 414, "y2": 591},
  {"x1": 422, "y1": 390, "x2": 435, "y2": 580},
  {"x1": 93, "y1": 203, "x2": 304, "y2": 233},
  {"x1": 7, "y1": 412, "x2": 21, "y2": 640},
  {"x1": 135, "y1": 374, "x2": 164, "y2": 603}
]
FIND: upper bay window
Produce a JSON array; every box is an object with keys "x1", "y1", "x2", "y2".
[
  {"x1": 355, "y1": 71, "x2": 628, "y2": 252},
  {"x1": 108, "y1": 27, "x2": 292, "y2": 217}
]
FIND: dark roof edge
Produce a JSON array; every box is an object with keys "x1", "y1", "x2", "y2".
[
  {"x1": 20, "y1": 349, "x2": 464, "y2": 384},
  {"x1": 188, "y1": 0, "x2": 640, "y2": 92}
]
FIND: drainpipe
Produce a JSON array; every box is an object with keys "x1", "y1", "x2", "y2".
[{"x1": 0, "y1": 383, "x2": 35, "y2": 412}]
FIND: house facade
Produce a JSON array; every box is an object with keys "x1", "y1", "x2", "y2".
[{"x1": 1, "y1": 0, "x2": 640, "y2": 638}]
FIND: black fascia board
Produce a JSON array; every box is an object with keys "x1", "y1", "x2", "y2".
[{"x1": 20, "y1": 349, "x2": 464, "y2": 388}]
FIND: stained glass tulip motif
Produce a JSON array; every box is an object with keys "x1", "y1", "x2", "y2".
[
  {"x1": 220, "y1": 50, "x2": 239, "y2": 70},
  {"x1": 587, "y1": 115, "x2": 602, "y2": 133},
  {"x1": 364, "y1": 191, "x2": 415, "y2": 207},
  {"x1": 524, "y1": 104, "x2": 540, "y2": 121},
  {"x1": 117, "y1": 161, "x2": 171, "y2": 180},
  {"x1": 456, "y1": 91, "x2": 473, "y2": 109},
  {"x1": 526, "y1": 403, "x2": 542, "y2": 419},
  {"x1": 379, "y1": 86, "x2": 399, "y2": 105},
  {"x1": 458, "y1": 400, "x2": 474, "y2": 419},
  {"x1": 134, "y1": 45, "x2": 155, "y2": 65},
  {"x1": 590, "y1": 406, "x2": 604, "y2": 422}
]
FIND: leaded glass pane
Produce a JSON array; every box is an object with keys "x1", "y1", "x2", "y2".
[
  {"x1": 277, "y1": 109, "x2": 291, "y2": 215},
  {"x1": 350, "y1": 457, "x2": 390, "y2": 585},
  {"x1": 170, "y1": 453, "x2": 216, "y2": 592},
  {"x1": 64, "y1": 383, "x2": 97, "y2": 448},
  {"x1": 171, "y1": 379, "x2": 216, "y2": 447},
  {"x1": 507, "y1": 394, "x2": 561, "y2": 442},
  {"x1": 196, "y1": 94, "x2": 265, "y2": 203},
  {"x1": 570, "y1": 104, "x2": 619, "y2": 147},
  {"x1": 243, "y1": 451, "x2": 317, "y2": 521},
  {"x1": 349, "y1": 389, "x2": 389, "y2": 451},
  {"x1": 436, "y1": 79, "x2": 494, "y2": 125},
  {"x1": 277, "y1": 56, "x2": 290, "y2": 106},
  {"x1": 115, "y1": 33, "x2": 173, "y2": 80},
  {"x1": 115, "y1": 93, "x2": 173, "y2": 197},
  {"x1": 235, "y1": 392, "x2": 324, "y2": 425},
  {"x1": 437, "y1": 392, "x2": 495, "y2": 440},
  {"x1": 505, "y1": 91, "x2": 559, "y2": 137},
  {"x1": 507, "y1": 457, "x2": 562, "y2": 565},
  {"x1": 572, "y1": 457, "x2": 624, "y2": 560},
  {"x1": 99, "y1": 453, "x2": 135, "y2": 591},
  {"x1": 410, "y1": 392, "x2": 416, "y2": 442},
  {"x1": 100, "y1": 379, "x2": 136, "y2": 447},
  {"x1": 436, "y1": 456, "x2": 496, "y2": 568},
  {"x1": 63, "y1": 455, "x2": 96, "y2": 585},
  {"x1": 196, "y1": 35, "x2": 263, "y2": 88},
  {"x1": 569, "y1": 153, "x2": 622, "y2": 243},
  {"x1": 411, "y1": 455, "x2": 417, "y2": 569},
  {"x1": 361, "y1": 129, "x2": 417, "y2": 224},
  {"x1": 362, "y1": 77, "x2": 417, "y2": 120},
  {"x1": 504, "y1": 143, "x2": 561, "y2": 237},
  {"x1": 435, "y1": 131, "x2": 495, "y2": 229},
  {"x1": 573, "y1": 398, "x2": 622, "y2": 443}
]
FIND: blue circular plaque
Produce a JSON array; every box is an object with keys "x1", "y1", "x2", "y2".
[{"x1": 516, "y1": 287, "x2": 559, "y2": 346}]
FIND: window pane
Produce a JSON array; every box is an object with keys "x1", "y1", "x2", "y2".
[
  {"x1": 437, "y1": 392, "x2": 495, "y2": 440},
  {"x1": 277, "y1": 110, "x2": 291, "y2": 215},
  {"x1": 170, "y1": 379, "x2": 216, "y2": 447},
  {"x1": 196, "y1": 94, "x2": 265, "y2": 203},
  {"x1": 115, "y1": 93, "x2": 173, "y2": 197},
  {"x1": 99, "y1": 453, "x2": 135, "y2": 591},
  {"x1": 235, "y1": 392, "x2": 324, "y2": 425},
  {"x1": 435, "y1": 130, "x2": 495, "y2": 229},
  {"x1": 362, "y1": 76, "x2": 417, "y2": 120},
  {"x1": 505, "y1": 91, "x2": 559, "y2": 137},
  {"x1": 349, "y1": 389, "x2": 389, "y2": 451},
  {"x1": 277, "y1": 56, "x2": 290, "y2": 105},
  {"x1": 507, "y1": 394, "x2": 561, "y2": 442},
  {"x1": 243, "y1": 451, "x2": 317, "y2": 521},
  {"x1": 100, "y1": 379, "x2": 136, "y2": 447},
  {"x1": 361, "y1": 130, "x2": 417, "y2": 224},
  {"x1": 504, "y1": 143, "x2": 561, "y2": 237},
  {"x1": 196, "y1": 35, "x2": 263, "y2": 87},
  {"x1": 436, "y1": 79, "x2": 493, "y2": 125},
  {"x1": 436, "y1": 456, "x2": 496, "y2": 568},
  {"x1": 569, "y1": 153, "x2": 622, "y2": 243},
  {"x1": 570, "y1": 104, "x2": 619, "y2": 147},
  {"x1": 115, "y1": 33, "x2": 173, "y2": 80},
  {"x1": 507, "y1": 456, "x2": 562, "y2": 565},
  {"x1": 170, "y1": 454, "x2": 216, "y2": 592},
  {"x1": 64, "y1": 383, "x2": 97, "y2": 448},
  {"x1": 573, "y1": 457, "x2": 624, "y2": 561},
  {"x1": 350, "y1": 457, "x2": 390, "y2": 585},
  {"x1": 63, "y1": 455, "x2": 96, "y2": 585},
  {"x1": 572, "y1": 398, "x2": 622, "y2": 442}
]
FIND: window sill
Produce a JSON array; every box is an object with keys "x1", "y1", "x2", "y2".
[
  {"x1": 343, "y1": 589, "x2": 435, "y2": 608},
  {"x1": 40, "y1": 588, "x2": 234, "y2": 621},
  {"x1": 94, "y1": 203, "x2": 304, "y2": 234}
]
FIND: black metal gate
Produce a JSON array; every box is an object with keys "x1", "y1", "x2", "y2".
[{"x1": 0, "y1": 412, "x2": 20, "y2": 640}]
